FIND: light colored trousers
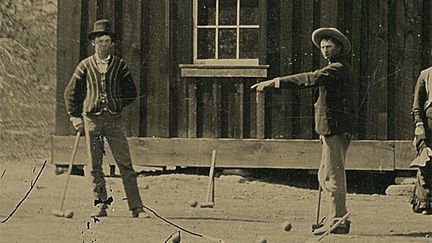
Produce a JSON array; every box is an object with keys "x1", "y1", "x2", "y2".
[
  {"x1": 318, "y1": 133, "x2": 351, "y2": 221},
  {"x1": 83, "y1": 112, "x2": 143, "y2": 210}
]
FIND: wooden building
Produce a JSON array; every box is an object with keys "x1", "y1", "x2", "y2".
[{"x1": 53, "y1": 0, "x2": 431, "y2": 171}]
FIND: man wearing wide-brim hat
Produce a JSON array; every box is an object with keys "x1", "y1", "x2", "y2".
[
  {"x1": 252, "y1": 27, "x2": 355, "y2": 235},
  {"x1": 64, "y1": 19, "x2": 149, "y2": 218}
]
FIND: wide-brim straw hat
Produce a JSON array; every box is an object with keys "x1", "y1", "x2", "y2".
[
  {"x1": 87, "y1": 19, "x2": 116, "y2": 40},
  {"x1": 312, "y1": 27, "x2": 351, "y2": 56}
]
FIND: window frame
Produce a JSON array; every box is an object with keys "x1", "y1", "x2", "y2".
[{"x1": 193, "y1": 0, "x2": 260, "y2": 66}]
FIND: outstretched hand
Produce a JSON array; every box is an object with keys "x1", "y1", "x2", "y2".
[{"x1": 251, "y1": 78, "x2": 276, "y2": 92}]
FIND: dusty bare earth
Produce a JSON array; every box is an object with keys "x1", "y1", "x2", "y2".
[{"x1": 1, "y1": 160, "x2": 432, "y2": 243}]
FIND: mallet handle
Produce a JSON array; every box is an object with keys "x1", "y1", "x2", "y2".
[
  {"x1": 59, "y1": 131, "x2": 81, "y2": 211},
  {"x1": 206, "y1": 150, "x2": 217, "y2": 203},
  {"x1": 316, "y1": 186, "x2": 322, "y2": 225},
  {"x1": 317, "y1": 212, "x2": 350, "y2": 241}
]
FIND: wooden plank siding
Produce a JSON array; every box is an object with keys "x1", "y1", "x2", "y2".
[
  {"x1": 171, "y1": 0, "x2": 193, "y2": 138},
  {"x1": 274, "y1": 0, "x2": 295, "y2": 139},
  {"x1": 120, "y1": 0, "x2": 142, "y2": 136},
  {"x1": 365, "y1": 0, "x2": 389, "y2": 140},
  {"x1": 296, "y1": 0, "x2": 316, "y2": 139},
  {"x1": 348, "y1": 0, "x2": 364, "y2": 139},
  {"x1": 390, "y1": 0, "x2": 423, "y2": 140},
  {"x1": 54, "y1": 0, "x2": 432, "y2": 170},
  {"x1": 55, "y1": 0, "x2": 83, "y2": 135},
  {"x1": 144, "y1": 0, "x2": 171, "y2": 137}
]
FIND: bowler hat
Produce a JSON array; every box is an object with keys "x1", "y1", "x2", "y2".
[
  {"x1": 312, "y1": 27, "x2": 351, "y2": 56},
  {"x1": 87, "y1": 19, "x2": 116, "y2": 40}
]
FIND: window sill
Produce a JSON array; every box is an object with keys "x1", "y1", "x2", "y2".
[{"x1": 179, "y1": 64, "x2": 269, "y2": 78}]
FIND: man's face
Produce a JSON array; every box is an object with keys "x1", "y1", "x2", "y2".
[
  {"x1": 320, "y1": 39, "x2": 341, "y2": 60},
  {"x1": 93, "y1": 35, "x2": 113, "y2": 57}
]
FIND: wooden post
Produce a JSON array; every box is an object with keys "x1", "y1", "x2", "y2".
[
  {"x1": 366, "y1": 0, "x2": 389, "y2": 140},
  {"x1": 188, "y1": 79, "x2": 197, "y2": 138},
  {"x1": 55, "y1": 0, "x2": 83, "y2": 135},
  {"x1": 144, "y1": 0, "x2": 171, "y2": 137},
  {"x1": 233, "y1": 80, "x2": 244, "y2": 138},
  {"x1": 173, "y1": 0, "x2": 193, "y2": 138},
  {"x1": 212, "y1": 80, "x2": 222, "y2": 138},
  {"x1": 298, "y1": 0, "x2": 315, "y2": 139},
  {"x1": 256, "y1": 91, "x2": 265, "y2": 139},
  {"x1": 392, "y1": 0, "x2": 423, "y2": 139}
]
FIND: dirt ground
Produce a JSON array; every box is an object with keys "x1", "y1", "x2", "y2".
[{"x1": 1, "y1": 161, "x2": 431, "y2": 243}]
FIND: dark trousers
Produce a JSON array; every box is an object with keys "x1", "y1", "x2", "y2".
[{"x1": 83, "y1": 111, "x2": 143, "y2": 210}]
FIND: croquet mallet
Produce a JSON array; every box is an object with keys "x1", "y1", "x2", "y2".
[
  {"x1": 201, "y1": 150, "x2": 217, "y2": 208},
  {"x1": 51, "y1": 131, "x2": 81, "y2": 217},
  {"x1": 312, "y1": 185, "x2": 323, "y2": 231}
]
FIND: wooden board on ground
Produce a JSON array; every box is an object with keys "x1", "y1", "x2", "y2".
[{"x1": 52, "y1": 136, "x2": 400, "y2": 171}]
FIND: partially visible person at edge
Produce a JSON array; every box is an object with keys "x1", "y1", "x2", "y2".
[
  {"x1": 64, "y1": 19, "x2": 149, "y2": 218},
  {"x1": 251, "y1": 27, "x2": 355, "y2": 235},
  {"x1": 410, "y1": 65, "x2": 432, "y2": 215}
]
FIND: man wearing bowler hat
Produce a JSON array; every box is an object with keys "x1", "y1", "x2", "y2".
[
  {"x1": 64, "y1": 19, "x2": 149, "y2": 218},
  {"x1": 252, "y1": 27, "x2": 355, "y2": 235}
]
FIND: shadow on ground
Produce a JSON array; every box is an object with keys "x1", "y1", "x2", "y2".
[
  {"x1": 138, "y1": 167, "x2": 399, "y2": 195},
  {"x1": 385, "y1": 232, "x2": 432, "y2": 238}
]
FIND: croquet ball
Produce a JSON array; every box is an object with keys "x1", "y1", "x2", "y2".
[
  {"x1": 256, "y1": 237, "x2": 267, "y2": 243},
  {"x1": 171, "y1": 233, "x2": 180, "y2": 243},
  {"x1": 188, "y1": 199, "x2": 198, "y2": 207},
  {"x1": 64, "y1": 210, "x2": 74, "y2": 219},
  {"x1": 282, "y1": 221, "x2": 292, "y2": 231}
]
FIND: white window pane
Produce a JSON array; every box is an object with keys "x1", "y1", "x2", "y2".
[
  {"x1": 219, "y1": 0, "x2": 237, "y2": 25},
  {"x1": 218, "y1": 29, "x2": 237, "y2": 59},
  {"x1": 198, "y1": 28, "x2": 216, "y2": 59},
  {"x1": 198, "y1": 0, "x2": 216, "y2": 25},
  {"x1": 240, "y1": 28, "x2": 258, "y2": 58},
  {"x1": 240, "y1": 0, "x2": 259, "y2": 25}
]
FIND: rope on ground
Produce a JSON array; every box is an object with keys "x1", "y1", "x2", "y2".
[
  {"x1": 1, "y1": 160, "x2": 47, "y2": 223},
  {"x1": 122, "y1": 198, "x2": 226, "y2": 243}
]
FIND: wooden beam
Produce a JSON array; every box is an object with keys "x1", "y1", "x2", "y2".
[
  {"x1": 256, "y1": 91, "x2": 265, "y2": 138},
  {"x1": 258, "y1": 0, "x2": 267, "y2": 64},
  {"x1": 392, "y1": 0, "x2": 423, "y2": 140},
  {"x1": 213, "y1": 80, "x2": 222, "y2": 138},
  {"x1": 365, "y1": 0, "x2": 389, "y2": 139},
  {"x1": 55, "y1": 0, "x2": 83, "y2": 135},
  {"x1": 349, "y1": 0, "x2": 363, "y2": 139},
  {"x1": 172, "y1": 0, "x2": 193, "y2": 137},
  {"x1": 188, "y1": 79, "x2": 198, "y2": 138},
  {"x1": 52, "y1": 136, "x2": 398, "y2": 171},
  {"x1": 85, "y1": 0, "x2": 97, "y2": 57},
  {"x1": 267, "y1": 0, "x2": 294, "y2": 139},
  {"x1": 298, "y1": 0, "x2": 315, "y2": 139},
  {"x1": 121, "y1": 0, "x2": 142, "y2": 136},
  {"x1": 233, "y1": 80, "x2": 244, "y2": 138},
  {"x1": 320, "y1": 0, "x2": 338, "y2": 27},
  {"x1": 277, "y1": 0, "x2": 295, "y2": 139},
  {"x1": 201, "y1": 78, "x2": 221, "y2": 138},
  {"x1": 424, "y1": 0, "x2": 432, "y2": 67},
  {"x1": 145, "y1": 0, "x2": 171, "y2": 137}
]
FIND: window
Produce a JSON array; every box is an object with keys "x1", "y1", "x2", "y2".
[{"x1": 194, "y1": 0, "x2": 260, "y2": 65}]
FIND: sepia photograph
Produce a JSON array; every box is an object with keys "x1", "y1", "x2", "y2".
[{"x1": 1, "y1": 0, "x2": 432, "y2": 242}]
